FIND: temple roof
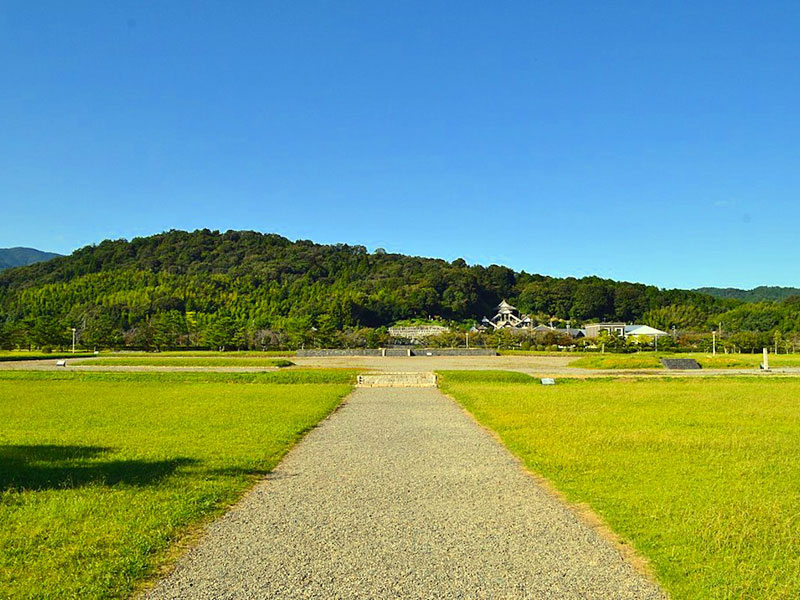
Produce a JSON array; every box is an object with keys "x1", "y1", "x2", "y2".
[{"x1": 496, "y1": 300, "x2": 517, "y2": 313}]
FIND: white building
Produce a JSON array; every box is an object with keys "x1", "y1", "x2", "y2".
[
  {"x1": 584, "y1": 323, "x2": 669, "y2": 339},
  {"x1": 480, "y1": 300, "x2": 532, "y2": 330}
]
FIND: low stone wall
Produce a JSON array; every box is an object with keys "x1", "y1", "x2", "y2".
[
  {"x1": 296, "y1": 348, "x2": 383, "y2": 357},
  {"x1": 296, "y1": 349, "x2": 384, "y2": 357},
  {"x1": 413, "y1": 348, "x2": 497, "y2": 357},
  {"x1": 296, "y1": 348, "x2": 498, "y2": 357}
]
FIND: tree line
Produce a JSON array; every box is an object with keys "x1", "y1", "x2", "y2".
[{"x1": 0, "y1": 229, "x2": 797, "y2": 351}]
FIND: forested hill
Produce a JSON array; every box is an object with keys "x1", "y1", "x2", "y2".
[
  {"x1": 696, "y1": 286, "x2": 800, "y2": 303},
  {"x1": 0, "y1": 247, "x2": 61, "y2": 271},
  {"x1": 0, "y1": 229, "x2": 757, "y2": 349}
]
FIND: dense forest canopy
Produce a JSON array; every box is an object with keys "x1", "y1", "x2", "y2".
[{"x1": 0, "y1": 229, "x2": 797, "y2": 351}]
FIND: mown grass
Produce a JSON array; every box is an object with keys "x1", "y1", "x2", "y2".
[
  {"x1": 439, "y1": 372, "x2": 800, "y2": 599},
  {"x1": 497, "y1": 350, "x2": 570, "y2": 356},
  {"x1": 569, "y1": 352, "x2": 800, "y2": 370},
  {"x1": 0, "y1": 370, "x2": 352, "y2": 599},
  {"x1": 0, "y1": 352, "x2": 96, "y2": 362},
  {"x1": 88, "y1": 357, "x2": 295, "y2": 368},
  {"x1": 111, "y1": 350, "x2": 296, "y2": 357}
]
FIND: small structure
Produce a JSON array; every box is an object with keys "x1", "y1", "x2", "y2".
[
  {"x1": 584, "y1": 323, "x2": 627, "y2": 338},
  {"x1": 624, "y1": 325, "x2": 670, "y2": 338},
  {"x1": 55, "y1": 360, "x2": 67, "y2": 367},
  {"x1": 584, "y1": 323, "x2": 668, "y2": 339}
]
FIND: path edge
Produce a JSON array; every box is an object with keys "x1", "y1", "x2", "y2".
[
  {"x1": 132, "y1": 385, "x2": 357, "y2": 599},
  {"x1": 438, "y1": 386, "x2": 668, "y2": 597}
]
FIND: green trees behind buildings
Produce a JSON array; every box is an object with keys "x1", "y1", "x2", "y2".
[{"x1": 1, "y1": 229, "x2": 798, "y2": 351}]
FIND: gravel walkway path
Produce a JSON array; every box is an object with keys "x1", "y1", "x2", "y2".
[{"x1": 143, "y1": 387, "x2": 665, "y2": 599}]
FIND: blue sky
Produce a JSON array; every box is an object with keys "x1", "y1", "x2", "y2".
[{"x1": 1, "y1": 1, "x2": 799, "y2": 289}]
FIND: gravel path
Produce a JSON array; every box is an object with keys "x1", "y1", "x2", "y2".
[{"x1": 146, "y1": 386, "x2": 664, "y2": 599}]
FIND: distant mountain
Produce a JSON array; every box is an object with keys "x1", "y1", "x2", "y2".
[
  {"x1": 0, "y1": 247, "x2": 61, "y2": 271},
  {"x1": 695, "y1": 286, "x2": 800, "y2": 303}
]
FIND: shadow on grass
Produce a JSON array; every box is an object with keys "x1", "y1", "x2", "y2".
[{"x1": 0, "y1": 444, "x2": 197, "y2": 491}]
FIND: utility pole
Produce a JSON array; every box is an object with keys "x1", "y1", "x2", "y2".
[
  {"x1": 712, "y1": 330, "x2": 717, "y2": 357},
  {"x1": 466, "y1": 332, "x2": 470, "y2": 349},
  {"x1": 71, "y1": 328, "x2": 76, "y2": 354}
]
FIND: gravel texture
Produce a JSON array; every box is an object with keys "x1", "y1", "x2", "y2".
[{"x1": 143, "y1": 387, "x2": 665, "y2": 599}]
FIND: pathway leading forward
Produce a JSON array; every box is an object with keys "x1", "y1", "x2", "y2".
[{"x1": 144, "y1": 387, "x2": 665, "y2": 599}]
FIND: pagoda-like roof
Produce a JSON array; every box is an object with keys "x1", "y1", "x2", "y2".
[{"x1": 496, "y1": 300, "x2": 517, "y2": 313}]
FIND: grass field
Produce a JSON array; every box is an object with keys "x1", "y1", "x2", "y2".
[
  {"x1": 439, "y1": 371, "x2": 800, "y2": 599},
  {"x1": 569, "y1": 352, "x2": 800, "y2": 370},
  {"x1": 111, "y1": 350, "x2": 296, "y2": 357},
  {"x1": 88, "y1": 357, "x2": 295, "y2": 368},
  {"x1": 0, "y1": 350, "x2": 295, "y2": 361},
  {"x1": 0, "y1": 370, "x2": 353, "y2": 599},
  {"x1": 497, "y1": 350, "x2": 572, "y2": 356},
  {"x1": 0, "y1": 352, "x2": 96, "y2": 362}
]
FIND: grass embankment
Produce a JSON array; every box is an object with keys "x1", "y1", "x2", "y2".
[
  {"x1": 439, "y1": 371, "x2": 800, "y2": 599},
  {"x1": 112, "y1": 350, "x2": 296, "y2": 357},
  {"x1": 497, "y1": 350, "x2": 570, "y2": 356},
  {"x1": 0, "y1": 370, "x2": 354, "y2": 599},
  {"x1": 88, "y1": 357, "x2": 294, "y2": 368},
  {"x1": 569, "y1": 352, "x2": 800, "y2": 370},
  {"x1": 0, "y1": 352, "x2": 96, "y2": 362},
  {"x1": 0, "y1": 350, "x2": 296, "y2": 363}
]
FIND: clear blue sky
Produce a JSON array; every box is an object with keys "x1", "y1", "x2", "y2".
[{"x1": 2, "y1": 1, "x2": 798, "y2": 289}]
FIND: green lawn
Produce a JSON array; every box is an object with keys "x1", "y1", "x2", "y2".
[
  {"x1": 0, "y1": 370, "x2": 353, "y2": 599},
  {"x1": 0, "y1": 351, "x2": 96, "y2": 362},
  {"x1": 497, "y1": 350, "x2": 572, "y2": 356},
  {"x1": 110, "y1": 350, "x2": 296, "y2": 357},
  {"x1": 439, "y1": 371, "x2": 800, "y2": 599},
  {"x1": 569, "y1": 352, "x2": 800, "y2": 370},
  {"x1": 87, "y1": 357, "x2": 294, "y2": 368}
]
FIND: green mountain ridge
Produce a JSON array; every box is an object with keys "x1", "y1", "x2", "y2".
[
  {"x1": 0, "y1": 247, "x2": 61, "y2": 271},
  {"x1": 0, "y1": 229, "x2": 796, "y2": 350},
  {"x1": 695, "y1": 286, "x2": 800, "y2": 303}
]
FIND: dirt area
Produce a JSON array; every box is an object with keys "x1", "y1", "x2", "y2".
[{"x1": 4, "y1": 353, "x2": 796, "y2": 378}]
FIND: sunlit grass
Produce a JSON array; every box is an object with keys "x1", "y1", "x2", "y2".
[
  {"x1": 0, "y1": 351, "x2": 96, "y2": 362},
  {"x1": 111, "y1": 350, "x2": 296, "y2": 357},
  {"x1": 0, "y1": 370, "x2": 352, "y2": 599},
  {"x1": 88, "y1": 357, "x2": 294, "y2": 367},
  {"x1": 439, "y1": 372, "x2": 800, "y2": 599},
  {"x1": 497, "y1": 350, "x2": 571, "y2": 356},
  {"x1": 569, "y1": 352, "x2": 800, "y2": 369}
]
